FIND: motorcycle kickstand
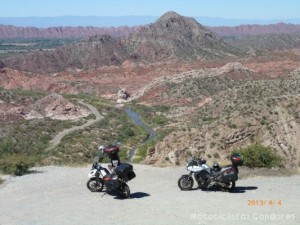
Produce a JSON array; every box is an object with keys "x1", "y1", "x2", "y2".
[{"x1": 101, "y1": 192, "x2": 107, "y2": 197}]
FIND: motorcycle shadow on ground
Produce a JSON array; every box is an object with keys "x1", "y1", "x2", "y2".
[
  {"x1": 26, "y1": 169, "x2": 45, "y2": 175},
  {"x1": 197, "y1": 186, "x2": 258, "y2": 194},
  {"x1": 102, "y1": 191, "x2": 151, "y2": 200},
  {"x1": 231, "y1": 186, "x2": 258, "y2": 194}
]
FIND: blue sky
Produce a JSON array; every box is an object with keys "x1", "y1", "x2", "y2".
[{"x1": 1, "y1": 0, "x2": 299, "y2": 19}]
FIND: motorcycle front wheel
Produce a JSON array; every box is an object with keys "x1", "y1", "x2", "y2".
[
  {"x1": 224, "y1": 181, "x2": 236, "y2": 192},
  {"x1": 178, "y1": 175, "x2": 194, "y2": 190},
  {"x1": 87, "y1": 178, "x2": 104, "y2": 192},
  {"x1": 117, "y1": 182, "x2": 130, "y2": 199}
]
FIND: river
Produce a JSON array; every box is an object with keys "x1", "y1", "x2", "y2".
[{"x1": 125, "y1": 108, "x2": 156, "y2": 162}]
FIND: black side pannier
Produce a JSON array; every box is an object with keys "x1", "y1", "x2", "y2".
[
  {"x1": 103, "y1": 175, "x2": 120, "y2": 191},
  {"x1": 220, "y1": 168, "x2": 238, "y2": 183},
  {"x1": 115, "y1": 163, "x2": 133, "y2": 178},
  {"x1": 127, "y1": 171, "x2": 136, "y2": 180},
  {"x1": 104, "y1": 180, "x2": 120, "y2": 191}
]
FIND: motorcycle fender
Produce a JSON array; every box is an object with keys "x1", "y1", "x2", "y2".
[
  {"x1": 180, "y1": 174, "x2": 193, "y2": 180},
  {"x1": 88, "y1": 170, "x2": 97, "y2": 178}
]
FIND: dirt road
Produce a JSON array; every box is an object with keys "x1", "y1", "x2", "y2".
[
  {"x1": 46, "y1": 102, "x2": 103, "y2": 150},
  {"x1": 0, "y1": 165, "x2": 299, "y2": 225}
]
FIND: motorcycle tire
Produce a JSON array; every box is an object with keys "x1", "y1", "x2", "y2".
[
  {"x1": 178, "y1": 175, "x2": 194, "y2": 190},
  {"x1": 224, "y1": 181, "x2": 236, "y2": 192},
  {"x1": 87, "y1": 178, "x2": 104, "y2": 192},
  {"x1": 117, "y1": 182, "x2": 130, "y2": 199}
]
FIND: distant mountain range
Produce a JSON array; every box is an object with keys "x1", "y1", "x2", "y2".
[
  {"x1": 1, "y1": 16, "x2": 300, "y2": 28},
  {"x1": 2, "y1": 12, "x2": 300, "y2": 74},
  {"x1": 1, "y1": 23, "x2": 300, "y2": 39},
  {"x1": 1, "y1": 12, "x2": 241, "y2": 73}
]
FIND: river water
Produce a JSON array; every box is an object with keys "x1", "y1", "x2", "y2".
[{"x1": 125, "y1": 108, "x2": 156, "y2": 162}]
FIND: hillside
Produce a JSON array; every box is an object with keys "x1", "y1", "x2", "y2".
[
  {"x1": 2, "y1": 35, "x2": 129, "y2": 73},
  {"x1": 224, "y1": 32, "x2": 300, "y2": 52},
  {"x1": 0, "y1": 24, "x2": 135, "y2": 39},
  {"x1": 137, "y1": 66, "x2": 300, "y2": 168},
  {"x1": 122, "y1": 11, "x2": 240, "y2": 62},
  {"x1": 1, "y1": 22, "x2": 300, "y2": 39},
  {"x1": 2, "y1": 12, "x2": 240, "y2": 73},
  {"x1": 209, "y1": 23, "x2": 300, "y2": 37}
]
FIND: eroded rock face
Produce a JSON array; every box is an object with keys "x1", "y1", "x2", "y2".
[
  {"x1": 23, "y1": 93, "x2": 91, "y2": 120},
  {"x1": 117, "y1": 89, "x2": 129, "y2": 100},
  {"x1": 0, "y1": 92, "x2": 91, "y2": 122}
]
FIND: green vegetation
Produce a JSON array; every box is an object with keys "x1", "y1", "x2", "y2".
[
  {"x1": 47, "y1": 101, "x2": 150, "y2": 165},
  {"x1": 133, "y1": 129, "x2": 172, "y2": 163},
  {"x1": 0, "y1": 90, "x2": 162, "y2": 174},
  {"x1": 0, "y1": 117, "x2": 89, "y2": 174},
  {"x1": 0, "y1": 38, "x2": 77, "y2": 59},
  {"x1": 232, "y1": 143, "x2": 283, "y2": 168},
  {"x1": 127, "y1": 103, "x2": 170, "y2": 127},
  {"x1": 0, "y1": 154, "x2": 34, "y2": 176}
]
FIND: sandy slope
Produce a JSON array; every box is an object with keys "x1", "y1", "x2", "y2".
[{"x1": 0, "y1": 165, "x2": 299, "y2": 225}]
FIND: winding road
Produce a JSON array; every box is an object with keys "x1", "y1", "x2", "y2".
[{"x1": 46, "y1": 101, "x2": 103, "y2": 151}]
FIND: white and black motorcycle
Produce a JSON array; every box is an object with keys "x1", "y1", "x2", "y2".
[
  {"x1": 87, "y1": 162, "x2": 136, "y2": 198},
  {"x1": 178, "y1": 154, "x2": 243, "y2": 192},
  {"x1": 86, "y1": 162, "x2": 109, "y2": 192}
]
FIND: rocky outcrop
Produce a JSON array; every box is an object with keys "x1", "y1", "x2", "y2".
[
  {"x1": 23, "y1": 93, "x2": 91, "y2": 120},
  {"x1": 122, "y1": 11, "x2": 239, "y2": 62},
  {"x1": 0, "y1": 92, "x2": 91, "y2": 122},
  {"x1": 117, "y1": 89, "x2": 129, "y2": 100}
]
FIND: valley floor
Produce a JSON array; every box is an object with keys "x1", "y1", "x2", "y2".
[{"x1": 0, "y1": 165, "x2": 299, "y2": 225}]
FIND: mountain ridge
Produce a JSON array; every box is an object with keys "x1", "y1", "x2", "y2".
[
  {"x1": 1, "y1": 22, "x2": 300, "y2": 40},
  {"x1": 2, "y1": 12, "x2": 240, "y2": 73},
  {"x1": 1, "y1": 15, "x2": 300, "y2": 28}
]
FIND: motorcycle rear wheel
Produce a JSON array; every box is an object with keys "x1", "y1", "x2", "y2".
[
  {"x1": 87, "y1": 178, "x2": 104, "y2": 192},
  {"x1": 117, "y1": 183, "x2": 130, "y2": 199},
  {"x1": 178, "y1": 175, "x2": 194, "y2": 190}
]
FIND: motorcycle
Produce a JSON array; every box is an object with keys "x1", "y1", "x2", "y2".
[
  {"x1": 178, "y1": 154, "x2": 243, "y2": 192},
  {"x1": 87, "y1": 162, "x2": 136, "y2": 199},
  {"x1": 86, "y1": 162, "x2": 109, "y2": 192}
]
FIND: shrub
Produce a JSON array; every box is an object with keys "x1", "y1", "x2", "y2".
[
  {"x1": 213, "y1": 152, "x2": 220, "y2": 158},
  {"x1": 0, "y1": 154, "x2": 34, "y2": 176},
  {"x1": 232, "y1": 143, "x2": 283, "y2": 168},
  {"x1": 228, "y1": 123, "x2": 237, "y2": 129}
]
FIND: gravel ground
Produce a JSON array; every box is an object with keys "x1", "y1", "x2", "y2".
[{"x1": 0, "y1": 164, "x2": 299, "y2": 225}]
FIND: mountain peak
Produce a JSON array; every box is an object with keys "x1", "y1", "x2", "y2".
[{"x1": 157, "y1": 11, "x2": 182, "y2": 21}]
